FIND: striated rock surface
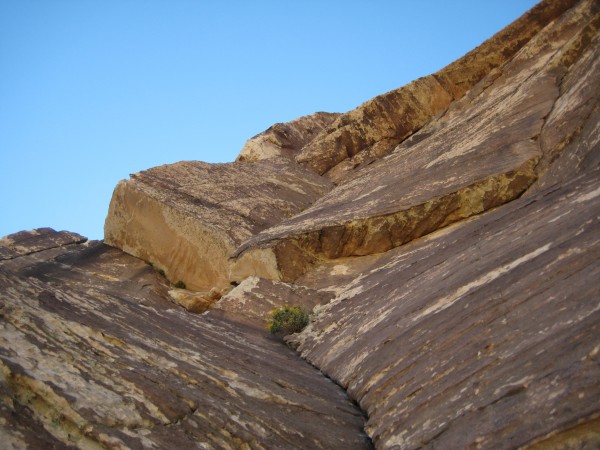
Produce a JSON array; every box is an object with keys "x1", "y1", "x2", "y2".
[
  {"x1": 295, "y1": 0, "x2": 580, "y2": 182},
  {"x1": 237, "y1": 112, "x2": 340, "y2": 163},
  {"x1": 0, "y1": 230, "x2": 370, "y2": 449},
  {"x1": 231, "y1": 0, "x2": 600, "y2": 283},
  {"x1": 290, "y1": 170, "x2": 600, "y2": 449},
  {"x1": 2, "y1": 0, "x2": 600, "y2": 448},
  {"x1": 210, "y1": 277, "x2": 333, "y2": 330},
  {"x1": 104, "y1": 158, "x2": 332, "y2": 293},
  {"x1": 0, "y1": 227, "x2": 86, "y2": 261}
]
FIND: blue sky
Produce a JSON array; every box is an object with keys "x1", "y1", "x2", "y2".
[{"x1": 0, "y1": 1, "x2": 538, "y2": 240}]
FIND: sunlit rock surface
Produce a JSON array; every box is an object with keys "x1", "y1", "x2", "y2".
[
  {"x1": 2, "y1": 0, "x2": 599, "y2": 448},
  {"x1": 0, "y1": 231, "x2": 370, "y2": 449},
  {"x1": 231, "y1": 0, "x2": 600, "y2": 284},
  {"x1": 210, "y1": 277, "x2": 333, "y2": 330},
  {"x1": 294, "y1": 0, "x2": 579, "y2": 182},
  {"x1": 104, "y1": 158, "x2": 332, "y2": 292},
  {"x1": 237, "y1": 111, "x2": 340, "y2": 163},
  {"x1": 0, "y1": 227, "x2": 86, "y2": 262},
  {"x1": 289, "y1": 170, "x2": 600, "y2": 449}
]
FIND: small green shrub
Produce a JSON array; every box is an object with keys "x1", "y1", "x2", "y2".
[
  {"x1": 173, "y1": 280, "x2": 186, "y2": 289},
  {"x1": 267, "y1": 305, "x2": 309, "y2": 335}
]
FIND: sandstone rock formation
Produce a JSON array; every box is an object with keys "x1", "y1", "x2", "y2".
[
  {"x1": 2, "y1": 0, "x2": 599, "y2": 448},
  {"x1": 0, "y1": 227, "x2": 86, "y2": 261},
  {"x1": 294, "y1": 0, "x2": 581, "y2": 183},
  {"x1": 104, "y1": 158, "x2": 332, "y2": 293},
  {"x1": 231, "y1": 0, "x2": 600, "y2": 284},
  {"x1": 289, "y1": 169, "x2": 600, "y2": 448},
  {"x1": 237, "y1": 112, "x2": 340, "y2": 163},
  {"x1": 0, "y1": 230, "x2": 370, "y2": 449},
  {"x1": 210, "y1": 277, "x2": 333, "y2": 330}
]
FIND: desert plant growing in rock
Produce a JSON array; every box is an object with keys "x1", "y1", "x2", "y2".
[{"x1": 267, "y1": 305, "x2": 309, "y2": 335}]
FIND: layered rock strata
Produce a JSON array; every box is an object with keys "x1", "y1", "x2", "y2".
[
  {"x1": 237, "y1": 111, "x2": 340, "y2": 163},
  {"x1": 1, "y1": 0, "x2": 599, "y2": 448},
  {"x1": 0, "y1": 230, "x2": 370, "y2": 449},
  {"x1": 289, "y1": 169, "x2": 600, "y2": 449},
  {"x1": 104, "y1": 0, "x2": 597, "y2": 293},
  {"x1": 295, "y1": 0, "x2": 580, "y2": 182},
  {"x1": 210, "y1": 277, "x2": 333, "y2": 330},
  {"x1": 231, "y1": 0, "x2": 600, "y2": 283},
  {"x1": 104, "y1": 158, "x2": 332, "y2": 293},
  {"x1": 0, "y1": 227, "x2": 86, "y2": 261}
]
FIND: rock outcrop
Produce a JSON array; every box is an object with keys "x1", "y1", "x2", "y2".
[
  {"x1": 0, "y1": 227, "x2": 86, "y2": 261},
  {"x1": 237, "y1": 112, "x2": 340, "y2": 163},
  {"x1": 289, "y1": 169, "x2": 600, "y2": 448},
  {"x1": 210, "y1": 277, "x2": 333, "y2": 330},
  {"x1": 231, "y1": 0, "x2": 600, "y2": 284},
  {"x1": 2, "y1": 0, "x2": 599, "y2": 448},
  {"x1": 0, "y1": 230, "x2": 370, "y2": 449},
  {"x1": 104, "y1": 159, "x2": 332, "y2": 293},
  {"x1": 295, "y1": 0, "x2": 581, "y2": 183}
]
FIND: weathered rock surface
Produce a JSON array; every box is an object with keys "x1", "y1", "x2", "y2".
[
  {"x1": 528, "y1": 10, "x2": 600, "y2": 193},
  {"x1": 231, "y1": 0, "x2": 600, "y2": 283},
  {"x1": 210, "y1": 277, "x2": 333, "y2": 330},
  {"x1": 0, "y1": 230, "x2": 370, "y2": 449},
  {"x1": 237, "y1": 112, "x2": 340, "y2": 163},
  {"x1": 295, "y1": 0, "x2": 580, "y2": 182},
  {"x1": 0, "y1": 227, "x2": 86, "y2": 261},
  {"x1": 290, "y1": 169, "x2": 600, "y2": 449},
  {"x1": 104, "y1": 158, "x2": 333, "y2": 293},
  {"x1": 166, "y1": 287, "x2": 222, "y2": 314},
  {"x1": 2, "y1": 1, "x2": 599, "y2": 449}
]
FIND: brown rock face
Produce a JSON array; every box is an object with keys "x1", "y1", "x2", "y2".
[
  {"x1": 297, "y1": 75, "x2": 454, "y2": 183},
  {"x1": 0, "y1": 230, "x2": 370, "y2": 449},
  {"x1": 237, "y1": 111, "x2": 340, "y2": 163},
  {"x1": 0, "y1": 227, "x2": 86, "y2": 261},
  {"x1": 290, "y1": 170, "x2": 600, "y2": 449},
  {"x1": 2, "y1": 0, "x2": 599, "y2": 449},
  {"x1": 527, "y1": 10, "x2": 600, "y2": 193},
  {"x1": 295, "y1": 0, "x2": 580, "y2": 182},
  {"x1": 104, "y1": 158, "x2": 332, "y2": 292},
  {"x1": 211, "y1": 276, "x2": 333, "y2": 330},
  {"x1": 231, "y1": 0, "x2": 599, "y2": 283}
]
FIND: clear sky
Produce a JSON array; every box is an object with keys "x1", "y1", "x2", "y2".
[{"x1": 1, "y1": 1, "x2": 538, "y2": 240}]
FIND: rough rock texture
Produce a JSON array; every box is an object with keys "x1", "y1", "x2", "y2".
[
  {"x1": 527, "y1": 10, "x2": 600, "y2": 193},
  {"x1": 231, "y1": 0, "x2": 600, "y2": 283},
  {"x1": 0, "y1": 228, "x2": 86, "y2": 261},
  {"x1": 166, "y1": 287, "x2": 222, "y2": 314},
  {"x1": 237, "y1": 112, "x2": 340, "y2": 163},
  {"x1": 290, "y1": 170, "x2": 600, "y2": 449},
  {"x1": 295, "y1": 0, "x2": 580, "y2": 183},
  {"x1": 2, "y1": 0, "x2": 600, "y2": 449},
  {"x1": 104, "y1": 158, "x2": 332, "y2": 292},
  {"x1": 0, "y1": 230, "x2": 370, "y2": 449},
  {"x1": 210, "y1": 277, "x2": 333, "y2": 330}
]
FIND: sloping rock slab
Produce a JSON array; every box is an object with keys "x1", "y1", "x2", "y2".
[
  {"x1": 289, "y1": 171, "x2": 600, "y2": 449},
  {"x1": 237, "y1": 112, "x2": 340, "y2": 162},
  {"x1": 232, "y1": 70, "x2": 550, "y2": 280},
  {"x1": 295, "y1": 0, "x2": 578, "y2": 181},
  {"x1": 232, "y1": 0, "x2": 599, "y2": 283},
  {"x1": 104, "y1": 158, "x2": 332, "y2": 291},
  {"x1": 528, "y1": 14, "x2": 600, "y2": 193},
  {"x1": 296, "y1": 75, "x2": 453, "y2": 181},
  {"x1": 0, "y1": 228, "x2": 86, "y2": 261},
  {"x1": 210, "y1": 277, "x2": 333, "y2": 330},
  {"x1": 0, "y1": 236, "x2": 371, "y2": 449}
]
